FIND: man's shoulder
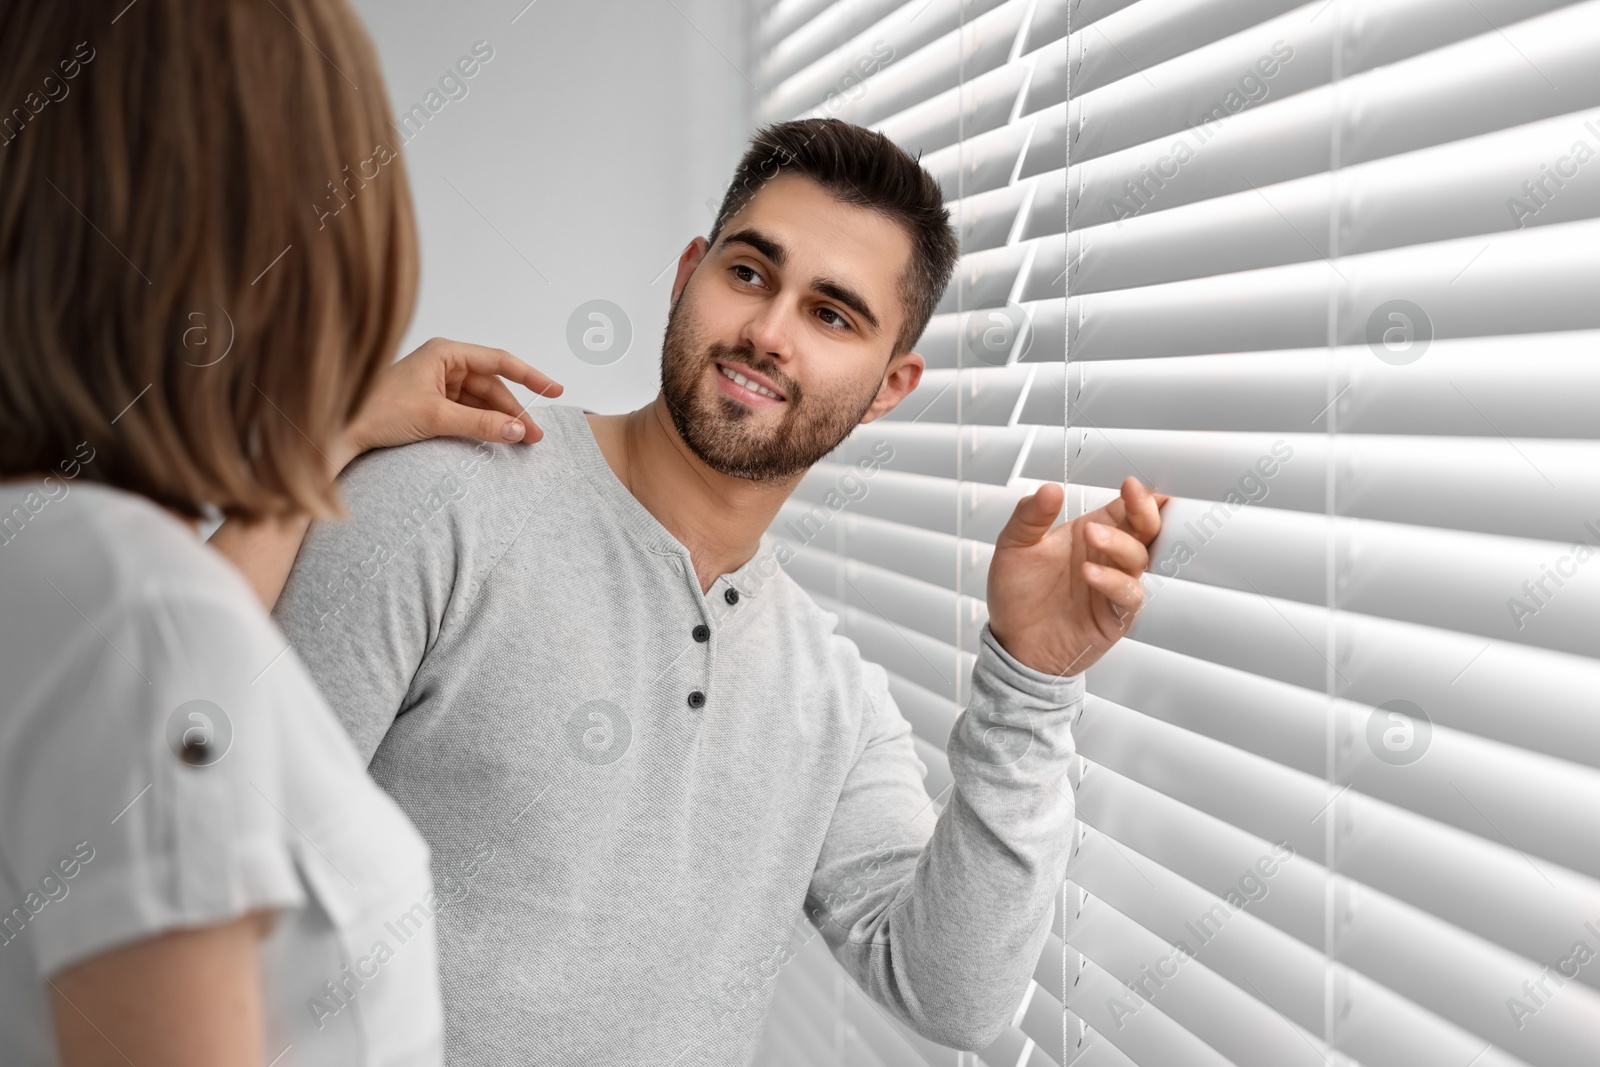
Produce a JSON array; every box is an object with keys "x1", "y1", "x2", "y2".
[{"x1": 335, "y1": 404, "x2": 587, "y2": 516}]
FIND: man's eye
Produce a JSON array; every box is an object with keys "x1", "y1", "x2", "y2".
[
  {"x1": 733, "y1": 264, "x2": 763, "y2": 285},
  {"x1": 817, "y1": 308, "x2": 849, "y2": 330}
]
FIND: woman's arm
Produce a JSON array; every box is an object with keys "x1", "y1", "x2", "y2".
[
  {"x1": 50, "y1": 911, "x2": 275, "y2": 1067},
  {"x1": 209, "y1": 337, "x2": 562, "y2": 609}
]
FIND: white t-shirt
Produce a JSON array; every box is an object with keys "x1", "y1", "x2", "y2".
[{"x1": 0, "y1": 478, "x2": 444, "y2": 1066}]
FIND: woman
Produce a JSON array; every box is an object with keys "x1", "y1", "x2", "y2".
[{"x1": 0, "y1": 2, "x2": 559, "y2": 1064}]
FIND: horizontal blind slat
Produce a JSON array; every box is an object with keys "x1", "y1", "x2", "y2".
[
  {"x1": 1066, "y1": 894, "x2": 1333, "y2": 1066},
  {"x1": 1069, "y1": 0, "x2": 1600, "y2": 223},
  {"x1": 757, "y1": 0, "x2": 905, "y2": 86},
  {"x1": 787, "y1": 544, "x2": 982, "y2": 647},
  {"x1": 759, "y1": 0, "x2": 841, "y2": 50},
  {"x1": 1336, "y1": 884, "x2": 1600, "y2": 1066},
  {"x1": 954, "y1": 182, "x2": 1033, "y2": 252},
  {"x1": 913, "y1": 298, "x2": 1064, "y2": 370},
  {"x1": 1068, "y1": 827, "x2": 1325, "y2": 1032},
  {"x1": 923, "y1": 120, "x2": 1035, "y2": 199},
  {"x1": 1083, "y1": 688, "x2": 1600, "y2": 882},
  {"x1": 762, "y1": 0, "x2": 1013, "y2": 121},
  {"x1": 880, "y1": 62, "x2": 1031, "y2": 157},
  {"x1": 773, "y1": 502, "x2": 978, "y2": 590},
  {"x1": 813, "y1": 1, "x2": 1028, "y2": 128},
  {"x1": 1075, "y1": 839, "x2": 1563, "y2": 1067},
  {"x1": 1019, "y1": 0, "x2": 1071, "y2": 55},
  {"x1": 1069, "y1": 107, "x2": 1600, "y2": 293},
  {"x1": 1022, "y1": 168, "x2": 1066, "y2": 240},
  {"x1": 937, "y1": 242, "x2": 1034, "y2": 313},
  {"x1": 1337, "y1": 793, "x2": 1600, "y2": 997},
  {"x1": 1017, "y1": 985, "x2": 1067, "y2": 1063},
  {"x1": 880, "y1": 364, "x2": 1037, "y2": 427},
  {"x1": 794, "y1": 461, "x2": 1042, "y2": 541},
  {"x1": 1070, "y1": 0, "x2": 1590, "y2": 165},
  {"x1": 1068, "y1": 218, "x2": 1600, "y2": 361},
  {"x1": 1068, "y1": 0, "x2": 1310, "y2": 99},
  {"x1": 832, "y1": 422, "x2": 1033, "y2": 484},
  {"x1": 1063, "y1": 337, "x2": 1600, "y2": 438},
  {"x1": 1075, "y1": 430, "x2": 1600, "y2": 543},
  {"x1": 1078, "y1": 695, "x2": 1330, "y2": 861},
  {"x1": 1075, "y1": 760, "x2": 1326, "y2": 943},
  {"x1": 1062, "y1": 951, "x2": 1238, "y2": 1067}
]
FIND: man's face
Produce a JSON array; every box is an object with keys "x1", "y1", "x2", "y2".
[{"x1": 660, "y1": 173, "x2": 920, "y2": 482}]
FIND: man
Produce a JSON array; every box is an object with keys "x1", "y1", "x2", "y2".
[{"x1": 263, "y1": 118, "x2": 1163, "y2": 1064}]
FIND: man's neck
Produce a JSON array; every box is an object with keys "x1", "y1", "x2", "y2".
[{"x1": 584, "y1": 397, "x2": 800, "y2": 595}]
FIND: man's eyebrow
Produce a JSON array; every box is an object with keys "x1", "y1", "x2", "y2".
[
  {"x1": 718, "y1": 228, "x2": 786, "y2": 267},
  {"x1": 813, "y1": 278, "x2": 880, "y2": 333},
  {"x1": 719, "y1": 228, "x2": 884, "y2": 334}
]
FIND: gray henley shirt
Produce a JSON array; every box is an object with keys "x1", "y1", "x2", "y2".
[{"x1": 271, "y1": 402, "x2": 1084, "y2": 1066}]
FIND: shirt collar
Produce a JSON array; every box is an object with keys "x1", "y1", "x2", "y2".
[{"x1": 565, "y1": 405, "x2": 776, "y2": 600}]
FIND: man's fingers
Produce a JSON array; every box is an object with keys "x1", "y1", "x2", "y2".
[
  {"x1": 994, "y1": 483, "x2": 1064, "y2": 551},
  {"x1": 1084, "y1": 522, "x2": 1149, "y2": 575},
  {"x1": 1119, "y1": 477, "x2": 1164, "y2": 542},
  {"x1": 1082, "y1": 561, "x2": 1145, "y2": 616}
]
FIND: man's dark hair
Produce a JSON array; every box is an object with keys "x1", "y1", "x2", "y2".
[{"x1": 706, "y1": 118, "x2": 960, "y2": 357}]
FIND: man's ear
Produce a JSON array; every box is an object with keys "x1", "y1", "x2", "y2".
[
  {"x1": 859, "y1": 350, "x2": 925, "y2": 424},
  {"x1": 670, "y1": 237, "x2": 711, "y2": 309}
]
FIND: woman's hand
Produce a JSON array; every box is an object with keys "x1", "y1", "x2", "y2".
[
  {"x1": 212, "y1": 337, "x2": 563, "y2": 610},
  {"x1": 330, "y1": 337, "x2": 564, "y2": 473}
]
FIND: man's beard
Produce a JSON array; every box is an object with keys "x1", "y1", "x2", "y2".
[{"x1": 659, "y1": 294, "x2": 879, "y2": 482}]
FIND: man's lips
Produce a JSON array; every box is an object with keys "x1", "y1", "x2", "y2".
[{"x1": 713, "y1": 360, "x2": 787, "y2": 404}]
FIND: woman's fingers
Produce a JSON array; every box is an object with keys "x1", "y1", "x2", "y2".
[
  {"x1": 459, "y1": 372, "x2": 543, "y2": 441},
  {"x1": 451, "y1": 342, "x2": 564, "y2": 404},
  {"x1": 342, "y1": 338, "x2": 565, "y2": 462},
  {"x1": 429, "y1": 396, "x2": 528, "y2": 444},
  {"x1": 420, "y1": 340, "x2": 563, "y2": 446}
]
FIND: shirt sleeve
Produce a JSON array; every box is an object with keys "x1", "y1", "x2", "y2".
[
  {"x1": 802, "y1": 619, "x2": 1084, "y2": 1051},
  {"x1": 271, "y1": 440, "x2": 503, "y2": 764},
  {"x1": 0, "y1": 587, "x2": 310, "y2": 981}
]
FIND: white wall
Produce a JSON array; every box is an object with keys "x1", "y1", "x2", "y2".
[{"x1": 350, "y1": 0, "x2": 754, "y2": 414}]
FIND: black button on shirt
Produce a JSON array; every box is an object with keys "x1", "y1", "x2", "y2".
[
  {"x1": 724, "y1": 588, "x2": 739, "y2": 605},
  {"x1": 692, "y1": 624, "x2": 710, "y2": 642},
  {"x1": 687, "y1": 690, "x2": 706, "y2": 709}
]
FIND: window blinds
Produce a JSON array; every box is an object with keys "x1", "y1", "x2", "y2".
[
  {"x1": 755, "y1": 2, "x2": 1074, "y2": 1064},
  {"x1": 757, "y1": 2, "x2": 1600, "y2": 1067}
]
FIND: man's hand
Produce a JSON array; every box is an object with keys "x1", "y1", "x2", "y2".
[
  {"x1": 330, "y1": 337, "x2": 564, "y2": 472},
  {"x1": 986, "y1": 477, "x2": 1168, "y2": 678}
]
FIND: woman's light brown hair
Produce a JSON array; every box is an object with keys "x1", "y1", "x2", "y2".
[{"x1": 0, "y1": 0, "x2": 417, "y2": 520}]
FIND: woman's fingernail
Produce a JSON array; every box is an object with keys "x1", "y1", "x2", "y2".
[{"x1": 502, "y1": 421, "x2": 525, "y2": 441}]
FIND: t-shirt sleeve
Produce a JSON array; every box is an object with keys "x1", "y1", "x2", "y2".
[
  {"x1": 0, "y1": 587, "x2": 314, "y2": 981},
  {"x1": 271, "y1": 441, "x2": 490, "y2": 764}
]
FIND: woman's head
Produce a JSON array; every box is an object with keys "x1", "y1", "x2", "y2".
[{"x1": 0, "y1": 0, "x2": 417, "y2": 520}]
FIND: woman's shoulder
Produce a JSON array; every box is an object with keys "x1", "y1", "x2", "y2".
[{"x1": 0, "y1": 479, "x2": 420, "y2": 982}]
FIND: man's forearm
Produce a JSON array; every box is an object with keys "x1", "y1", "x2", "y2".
[{"x1": 817, "y1": 623, "x2": 1083, "y2": 1051}]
